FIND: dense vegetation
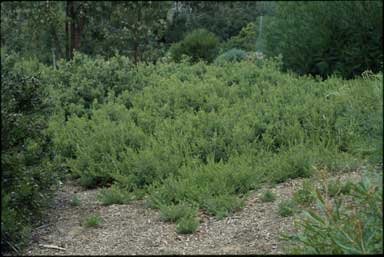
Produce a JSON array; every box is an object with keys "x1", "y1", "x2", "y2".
[
  {"x1": 264, "y1": 1, "x2": 383, "y2": 79},
  {"x1": 1, "y1": 52, "x2": 61, "y2": 252},
  {"x1": 1, "y1": 1, "x2": 383, "y2": 254}
]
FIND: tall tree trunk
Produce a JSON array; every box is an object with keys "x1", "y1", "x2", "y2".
[
  {"x1": 133, "y1": 43, "x2": 139, "y2": 65},
  {"x1": 74, "y1": 4, "x2": 85, "y2": 50},
  {"x1": 133, "y1": 5, "x2": 141, "y2": 65},
  {"x1": 65, "y1": 1, "x2": 70, "y2": 60},
  {"x1": 68, "y1": 1, "x2": 75, "y2": 59}
]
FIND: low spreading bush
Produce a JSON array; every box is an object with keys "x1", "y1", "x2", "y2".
[
  {"x1": 97, "y1": 185, "x2": 131, "y2": 205},
  {"x1": 159, "y1": 203, "x2": 197, "y2": 222},
  {"x1": 32, "y1": 53, "x2": 384, "y2": 238},
  {"x1": 203, "y1": 194, "x2": 244, "y2": 219}
]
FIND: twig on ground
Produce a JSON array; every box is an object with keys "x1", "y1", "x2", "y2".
[
  {"x1": 38, "y1": 244, "x2": 66, "y2": 251},
  {"x1": 36, "y1": 223, "x2": 52, "y2": 230}
]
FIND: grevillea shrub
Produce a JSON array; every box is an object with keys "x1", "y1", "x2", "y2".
[
  {"x1": 45, "y1": 54, "x2": 382, "y2": 235},
  {"x1": 284, "y1": 168, "x2": 382, "y2": 254}
]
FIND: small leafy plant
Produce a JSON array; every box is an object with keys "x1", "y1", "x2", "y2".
[
  {"x1": 175, "y1": 215, "x2": 200, "y2": 234},
  {"x1": 260, "y1": 190, "x2": 276, "y2": 203},
  {"x1": 69, "y1": 195, "x2": 81, "y2": 206},
  {"x1": 292, "y1": 179, "x2": 317, "y2": 206},
  {"x1": 278, "y1": 199, "x2": 296, "y2": 217},
  {"x1": 82, "y1": 214, "x2": 102, "y2": 228}
]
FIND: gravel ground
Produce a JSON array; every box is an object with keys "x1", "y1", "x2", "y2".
[{"x1": 22, "y1": 171, "x2": 363, "y2": 255}]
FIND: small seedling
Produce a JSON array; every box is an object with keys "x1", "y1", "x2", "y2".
[
  {"x1": 70, "y1": 195, "x2": 81, "y2": 206},
  {"x1": 82, "y1": 214, "x2": 102, "y2": 228},
  {"x1": 278, "y1": 199, "x2": 295, "y2": 217},
  {"x1": 260, "y1": 190, "x2": 276, "y2": 202}
]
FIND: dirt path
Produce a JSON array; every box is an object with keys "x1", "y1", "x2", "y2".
[{"x1": 23, "y1": 171, "x2": 362, "y2": 255}]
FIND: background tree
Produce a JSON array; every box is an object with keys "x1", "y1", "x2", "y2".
[
  {"x1": 79, "y1": 1, "x2": 170, "y2": 64},
  {"x1": 163, "y1": 1, "x2": 265, "y2": 44},
  {"x1": 1, "y1": 1, "x2": 66, "y2": 64},
  {"x1": 263, "y1": 1, "x2": 383, "y2": 78}
]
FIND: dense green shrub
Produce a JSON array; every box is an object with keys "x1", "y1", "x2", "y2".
[
  {"x1": 170, "y1": 29, "x2": 220, "y2": 63},
  {"x1": 264, "y1": 1, "x2": 383, "y2": 78},
  {"x1": 40, "y1": 52, "x2": 139, "y2": 119},
  {"x1": 45, "y1": 54, "x2": 382, "y2": 236},
  {"x1": 1, "y1": 51, "x2": 59, "y2": 252}
]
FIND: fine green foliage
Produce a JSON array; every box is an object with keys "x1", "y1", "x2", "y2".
[
  {"x1": 203, "y1": 195, "x2": 244, "y2": 219},
  {"x1": 170, "y1": 29, "x2": 220, "y2": 63},
  {"x1": 169, "y1": 2, "x2": 264, "y2": 42},
  {"x1": 278, "y1": 199, "x2": 296, "y2": 217},
  {"x1": 82, "y1": 214, "x2": 102, "y2": 228},
  {"x1": 339, "y1": 180, "x2": 355, "y2": 195},
  {"x1": 175, "y1": 215, "x2": 200, "y2": 234},
  {"x1": 159, "y1": 203, "x2": 197, "y2": 222},
  {"x1": 69, "y1": 195, "x2": 81, "y2": 206},
  {"x1": 1, "y1": 51, "x2": 60, "y2": 252},
  {"x1": 285, "y1": 169, "x2": 383, "y2": 254},
  {"x1": 260, "y1": 190, "x2": 276, "y2": 203},
  {"x1": 221, "y1": 22, "x2": 258, "y2": 52},
  {"x1": 45, "y1": 53, "x2": 382, "y2": 236},
  {"x1": 2, "y1": 1, "x2": 383, "y2": 254},
  {"x1": 214, "y1": 48, "x2": 247, "y2": 65},
  {"x1": 97, "y1": 185, "x2": 131, "y2": 205}
]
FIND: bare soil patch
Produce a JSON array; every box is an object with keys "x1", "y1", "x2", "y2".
[{"x1": 23, "y1": 171, "x2": 362, "y2": 255}]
